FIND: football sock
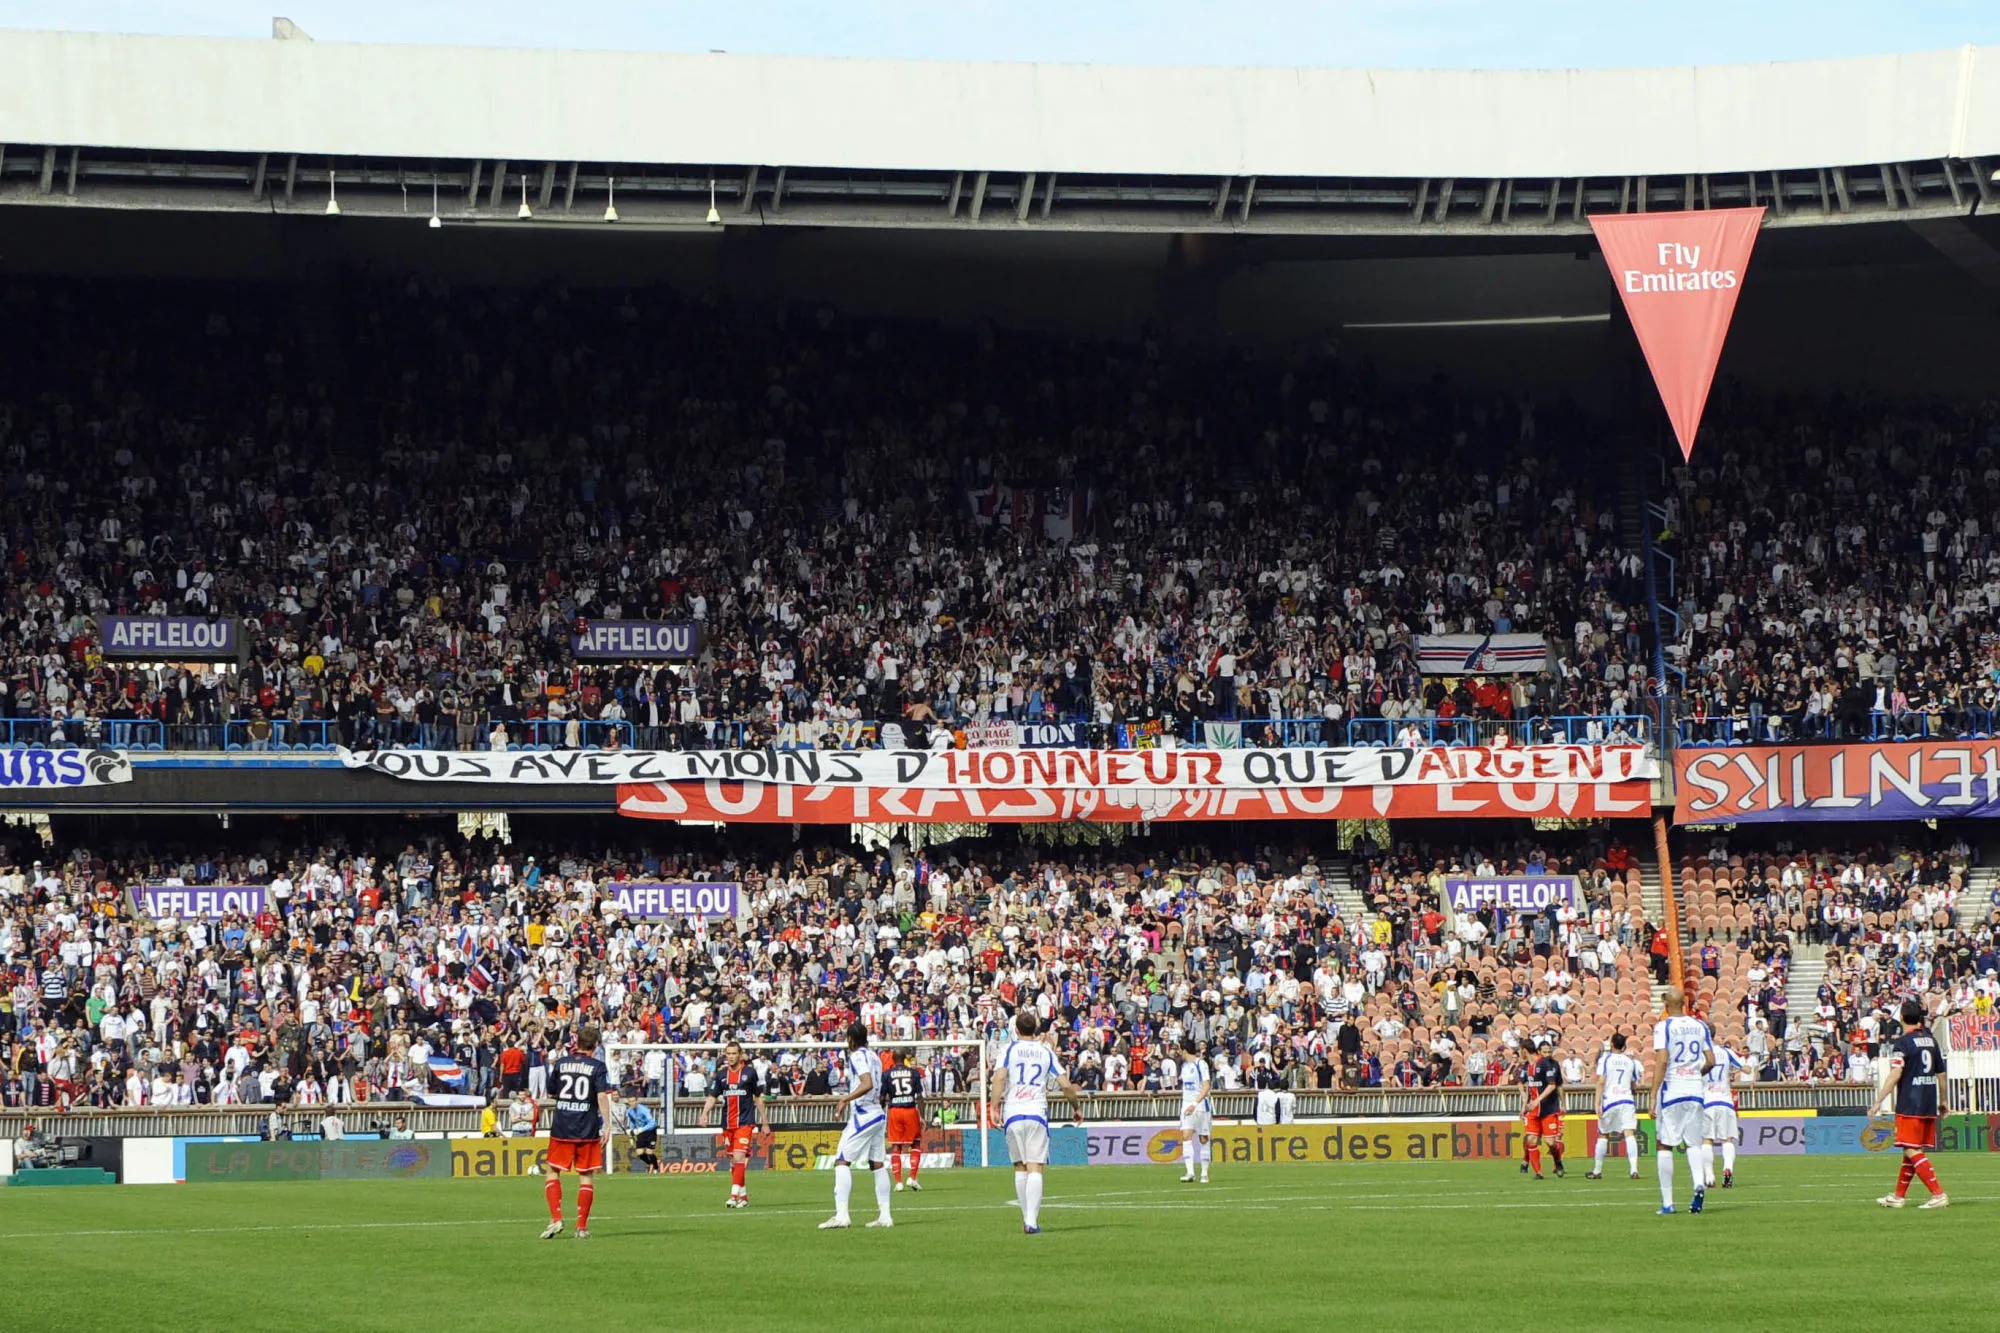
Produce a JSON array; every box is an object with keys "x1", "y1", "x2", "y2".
[
  {"x1": 1593, "y1": 1136, "x2": 1609, "y2": 1174},
  {"x1": 1526, "y1": 1145, "x2": 1542, "y2": 1174},
  {"x1": 1912, "y1": 1153, "x2": 1942, "y2": 1196},
  {"x1": 1895, "y1": 1158, "x2": 1917, "y2": 1199},
  {"x1": 1182, "y1": 1137, "x2": 1196, "y2": 1174},
  {"x1": 1697, "y1": 1144, "x2": 1715, "y2": 1188},
  {"x1": 1623, "y1": 1134, "x2": 1638, "y2": 1170},
  {"x1": 1721, "y1": 1141, "x2": 1736, "y2": 1175},
  {"x1": 872, "y1": 1164, "x2": 892, "y2": 1219},
  {"x1": 1657, "y1": 1148, "x2": 1676, "y2": 1207},
  {"x1": 1024, "y1": 1172, "x2": 1044, "y2": 1228},
  {"x1": 1014, "y1": 1169, "x2": 1027, "y2": 1213},
  {"x1": 1548, "y1": 1143, "x2": 1564, "y2": 1172},
  {"x1": 833, "y1": 1164, "x2": 854, "y2": 1219},
  {"x1": 576, "y1": 1180, "x2": 594, "y2": 1230},
  {"x1": 908, "y1": 1152, "x2": 919, "y2": 1182},
  {"x1": 731, "y1": 1160, "x2": 746, "y2": 1191},
  {"x1": 1199, "y1": 1141, "x2": 1210, "y2": 1177},
  {"x1": 544, "y1": 1176, "x2": 563, "y2": 1222},
  {"x1": 890, "y1": 1154, "x2": 902, "y2": 1183}
]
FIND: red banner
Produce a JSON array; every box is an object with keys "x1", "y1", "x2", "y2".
[
  {"x1": 1675, "y1": 741, "x2": 2000, "y2": 824},
  {"x1": 1591, "y1": 206, "x2": 1763, "y2": 460},
  {"x1": 616, "y1": 779, "x2": 1653, "y2": 824}
]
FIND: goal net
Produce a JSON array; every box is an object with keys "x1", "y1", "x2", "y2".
[{"x1": 606, "y1": 1039, "x2": 994, "y2": 1168}]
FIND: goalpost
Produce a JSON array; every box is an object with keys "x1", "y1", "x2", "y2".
[{"x1": 606, "y1": 1039, "x2": 993, "y2": 1168}]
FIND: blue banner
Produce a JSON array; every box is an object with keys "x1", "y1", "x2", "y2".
[
  {"x1": 99, "y1": 615, "x2": 239, "y2": 660},
  {"x1": 572, "y1": 620, "x2": 702, "y2": 660}
]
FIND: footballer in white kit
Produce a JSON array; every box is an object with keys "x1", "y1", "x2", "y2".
[
  {"x1": 1701, "y1": 1045, "x2": 1747, "y2": 1189},
  {"x1": 820, "y1": 1022, "x2": 894, "y2": 1230},
  {"x1": 988, "y1": 1011, "x2": 1085, "y2": 1235},
  {"x1": 1649, "y1": 989, "x2": 1714, "y2": 1215},
  {"x1": 1178, "y1": 1038, "x2": 1213, "y2": 1183},
  {"x1": 1588, "y1": 1033, "x2": 1643, "y2": 1180}
]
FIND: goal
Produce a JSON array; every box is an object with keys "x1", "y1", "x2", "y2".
[{"x1": 606, "y1": 1039, "x2": 994, "y2": 1168}]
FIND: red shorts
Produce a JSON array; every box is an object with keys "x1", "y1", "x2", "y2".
[
  {"x1": 1894, "y1": 1115, "x2": 1937, "y2": 1151},
  {"x1": 1525, "y1": 1112, "x2": 1563, "y2": 1139},
  {"x1": 546, "y1": 1138, "x2": 605, "y2": 1173},
  {"x1": 887, "y1": 1108, "x2": 922, "y2": 1148},
  {"x1": 721, "y1": 1126, "x2": 755, "y2": 1156}
]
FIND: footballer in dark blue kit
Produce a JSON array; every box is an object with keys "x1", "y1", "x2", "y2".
[
  {"x1": 540, "y1": 1024, "x2": 614, "y2": 1239},
  {"x1": 1870, "y1": 999, "x2": 1948, "y2": 1210}
]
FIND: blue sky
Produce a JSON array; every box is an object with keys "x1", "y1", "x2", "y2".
[{"x1": 1, "y1": 0, "x2": 1995, "y2": 68}]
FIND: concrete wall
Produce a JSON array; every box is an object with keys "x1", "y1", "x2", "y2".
[{"x1": 0, "y1": 30, "x2": 1996, "y2": 177}]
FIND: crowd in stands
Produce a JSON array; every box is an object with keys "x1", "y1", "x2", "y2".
[
  {"x1": 0, "y1": 275, "x2": 1651, "y2": 754},
  {"x1": 1669, "y1": 391, "x2": 2000, "y2": 742},
  {"x1": 9, "y1": 815, "x2": 1980, "y2": 1124},
  {"x1": 1676, "y1": 837, "x2": 1999, "y2": 1085}
]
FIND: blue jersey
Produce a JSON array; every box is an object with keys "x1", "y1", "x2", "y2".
[
  {"x1": 546, "y1": 1054, "x2": 611, "y2": 1141},
  {"x1": 1891, "y1": 1029, "x2": 1942, "y2": 1118}
]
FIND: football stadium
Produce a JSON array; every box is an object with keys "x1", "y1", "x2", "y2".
[{"x1": 6, "y1": 20, "x2": 2000, "y2": 1332}]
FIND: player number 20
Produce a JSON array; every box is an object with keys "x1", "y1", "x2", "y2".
[{"x1": 558, "y1": 1073, "x2": 591, "y2": 1102}]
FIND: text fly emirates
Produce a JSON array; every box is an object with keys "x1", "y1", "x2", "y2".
[{"x1": 1621, "y1": 241, "x2": 1740, "y2": 292}]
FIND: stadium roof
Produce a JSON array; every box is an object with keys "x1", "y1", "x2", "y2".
[{"x1": 2, "y1": 29, "x2": 1999, "y2": 233}]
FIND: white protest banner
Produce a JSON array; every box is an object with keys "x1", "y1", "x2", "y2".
[{"x1": 341, "y1": 744, "x2": 1654, "y2": 789}]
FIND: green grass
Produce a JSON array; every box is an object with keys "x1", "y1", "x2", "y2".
[{"x1": 8, "y1": 1155, "x2": 1999, "y2": 1331}]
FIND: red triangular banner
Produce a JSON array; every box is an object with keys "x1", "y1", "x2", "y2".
[{"x1": 1591, "y1": 207, "x2": 1764, "y2": 461}]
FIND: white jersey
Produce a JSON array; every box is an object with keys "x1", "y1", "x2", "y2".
[
  {"x1": 1703, "y1": 1046, "x2": 1744, "y2": 1108},
  {"x1": 1180, "y1": 1057, "x2": 1212, "y2": 1113},
  {"x1": 1595, "y1": 1051, "x2": 1642, "y2": 1111},
  {"x1": 845, "y1": 1048, "x2": 886, "y2": 1129},
  {"x1": 1001, "y1": 1040, "x2": 1063, "y2": 1126},
  {"x1": 1652, "y1": 1015, "x2": 1712, "y2": 1107}
]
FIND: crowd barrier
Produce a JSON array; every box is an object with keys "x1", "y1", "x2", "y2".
[
  {"x1": 0, "y1": 712, "x2": 1653, "y2": 754},
  {"x1": 9, "y1": 1085, "x2": 1977, "y2": 1185}
]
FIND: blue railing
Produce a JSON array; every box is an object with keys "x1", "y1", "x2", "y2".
[
  {"x1": 0, "y1": 717, "x2": 167, "y2": 749},
  {"x1": 1219, "y1": 715, "x2": 1652, "y2": 748},
  {"x1": 0, "y1": 711, "x2": 1655, "y2": 753},
  {"x1": 1677, "y1": 708, "x2": 1999, "y2": 746}
]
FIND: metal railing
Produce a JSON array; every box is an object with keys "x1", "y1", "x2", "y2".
[
  {"x1": 1678, "y1": 708, "x2": 1998, "y2": 747},
  {"x1": 1227, "y1": 714, "x2": 1651, "y2": 750},
  {"x1": 658, "y1": 1081, "x2": 1875, "y2": 1129},
  {"x1": 0, "y1": 1102, "x2": 480, "y2": 1138}
]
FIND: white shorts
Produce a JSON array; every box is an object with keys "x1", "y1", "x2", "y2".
[
  {"x1": 1598, "y1": 1104, "x2": 1637, "y2": 1136},
  {"x1": 1180, "y1": 1106, "x2": 1212, "y2": 1137},
  {"x1": 836, "y1": 1115, "x2": 887, "y2": 1165},
  {"x1": 1005, "y1": 1119, "x2": 1050, "y2": 1167},
  {"x1": 1655, "y1": 1099, "x2": 1705, "y2": 1149},
  {"x1": 1703, "y1": 1106, "x2": 1738, "y2": 1143}
]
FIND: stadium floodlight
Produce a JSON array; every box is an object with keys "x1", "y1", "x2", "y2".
[
  {"x1": 428, "y1": 178, "x2": 441, "y2": 229},
  {"x1": 604, "y1": 174, "x2": 619, "y2": 223},
  {"x1": 517, "y1": 172, "x2": 532, "y2": 220},
  {"x1": 706, "y1": 177, "x2": 721, "y2": 226},
  {"x1": 324, "y1": 169, "x2": 339, "y2": 216}
]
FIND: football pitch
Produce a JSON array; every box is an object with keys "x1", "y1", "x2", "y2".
[{"x1": 9, "y1": 1155, "x2": 1999, "y2": 1331}]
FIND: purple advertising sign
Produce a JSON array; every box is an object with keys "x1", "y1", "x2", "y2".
[
  {"x1": 99, "y1": 615, "x2": 240, "y2": 660},
  {"x1": 572, "y1": 620, "x2": 701, "y2": 661},
  {"x1": 134, "y1": 884, "x2": 268, "y2": 919},
  {"x1": 604, "y1": 881, "x2": 739, "y2": 918},
  {"x1": 1445, "y1": 875, "x2": 1580, "y2": 913}
]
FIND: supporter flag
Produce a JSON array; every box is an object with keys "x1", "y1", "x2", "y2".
[
  {"x1": 1416, "y1": 633, "x2": 1549, "y2": 675},
  {"x1": 427, "y1": 1056, "x2": 467, "y2": 1087},
  {"x1": 1590, "y1": 206, "x2": 1764, "y2": 461},
  {"x1": 467, "y1": 961, "x2": 495, "y2": 995}
]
